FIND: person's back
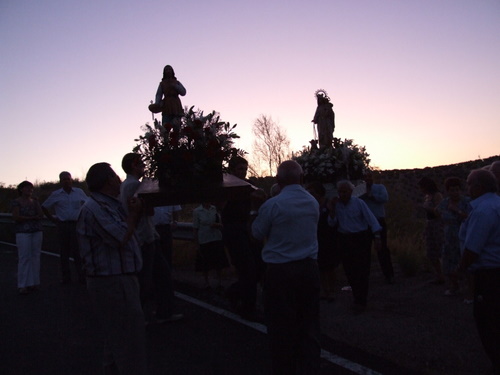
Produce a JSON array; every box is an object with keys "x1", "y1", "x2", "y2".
[
  {"x1": 256, "y1": 184, "x2": 318, "y2": 263},
  {"x1": 251, "y1": 160, "x2": 321, "y2": 374}
]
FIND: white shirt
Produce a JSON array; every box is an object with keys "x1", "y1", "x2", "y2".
[
  {"x1": 153, "y1": 205, "x2": 182, "y2": 226},
  {"x1": 328, "y1": 196, "x2": 382, "y2": 234},
  {"x1": 42, "y1": 187, "x2": 87, "y2": 221}
]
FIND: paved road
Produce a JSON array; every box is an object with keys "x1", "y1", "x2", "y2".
[{"x1": 0, "y1": 243, "x2": 415, "y2": 375}]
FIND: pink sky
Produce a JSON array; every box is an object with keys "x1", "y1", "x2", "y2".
[{"x1": 1, "y1": 0, "x2": 499, "y2": 186}]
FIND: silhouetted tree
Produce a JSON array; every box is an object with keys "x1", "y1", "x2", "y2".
[{"x1": 251, "y1": 115, "x2": 291, "y2": 176}]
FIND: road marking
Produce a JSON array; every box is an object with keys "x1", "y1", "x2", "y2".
[
  {"x1": 1, "y1": 242, "x2": 381, "y2": 375},
  {"x1": 175, "y1": 291, "x2": 382, "y2": 375}
]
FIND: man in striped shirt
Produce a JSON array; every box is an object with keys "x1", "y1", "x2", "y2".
[{"x1": 77, "y1": 162, "x2": 148, "y2": 375}]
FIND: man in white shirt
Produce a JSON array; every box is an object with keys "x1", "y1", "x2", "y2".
[
  {"x1": 328, "y1": 180, "x2": 382, "y2": 311},
  {"x1": 252, "y1": 160, "x2": 321, "y2": 374},
  {"x1": 42, "y1": 171, "x2": 87, "y2": 283}
]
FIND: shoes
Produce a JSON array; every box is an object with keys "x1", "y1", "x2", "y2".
[
  {"x1": 463, "y1": 299, "x2": 473, "y2": 305},
  {"x1": 18, "y1": 288, "x2": 29, "y2": 295},
  {"x1": 156, "y1": 313, "x2": 184, "y2": 324},
  {"x1": 444, "y1": 289, "x2": 458, "y2": 296}
]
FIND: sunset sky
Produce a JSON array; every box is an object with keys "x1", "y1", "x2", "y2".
[{"x1": 1, "y1": 0, "x2": 499, "y2": 186}]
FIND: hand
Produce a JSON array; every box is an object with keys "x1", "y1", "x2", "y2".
[{"x1": 373, "y1": 237, "x2": 382, "y2": 252}]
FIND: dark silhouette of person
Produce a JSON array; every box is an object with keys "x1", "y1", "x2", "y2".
[{"x1": 221, "y1": 156, "x2": 264, "y2": 320}]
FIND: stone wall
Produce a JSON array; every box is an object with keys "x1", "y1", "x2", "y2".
[{"x1": 378, "y1": 155, "x2": 500, "y2": 206}]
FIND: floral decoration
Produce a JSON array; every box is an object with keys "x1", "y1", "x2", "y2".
[
  {"x1": 293, "y1": 137, "x2": 370, "y2": 183},
  {"x1": 133, "y1": 106, "x2": 244, "y2": 187}
]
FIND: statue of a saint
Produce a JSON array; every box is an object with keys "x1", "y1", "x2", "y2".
[
  {"x1": 150, "y1": 65, "x2": 186, "y2": 131},
  {"x1": 312, "y1": 90, "x2": 335, "y2": 148}
]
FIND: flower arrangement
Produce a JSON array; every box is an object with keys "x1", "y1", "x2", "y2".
[
  {"x1": 133, "y1": 106, "x2": 244, "y2": 188},
  {"x1": 293, "y1": 137, "x2": 370, "y2": 184}
]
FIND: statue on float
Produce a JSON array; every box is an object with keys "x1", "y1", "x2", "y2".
[
  {"x1": 149, "y1": 65, "x2": 186, "y2": 131},
  {"x1": 311, "y1": 89, "x2": 335, "y2": 149}
]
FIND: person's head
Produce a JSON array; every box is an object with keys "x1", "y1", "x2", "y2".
[
  {"x1": 417, "y1": 176, "x2": 438, "y2": 194},
  {"x1": 305, "y1": 181, "x2": 325, "y2": 203},
  {"x1": 162, "y1": 65, "x2": 175, "y2": 80},
  {"x1": 466, "y1": 169, "x2": 498, "y2": 200},
  {"x1": 363, "y1": 170, "x2": 375, "y2": 187},
  {"x1": 269, "y1": 183, "x2": 281, "y2": 197},
  {"x1": 276, "y1": 160, "x2": 303, "y2": 188},
  {"x1": 59, "y1": 171, "x2": 73, "y2": 191},
  {"x1": 444, "y1": 177, "x2": 462, "y2": 201},
  {"x1": 490, "y1": 161, "x2": 500, "y2": 187},
  {"x1": 85, "y1": 163, "x2": 121, "y2": 197},
  {"x1": 17, "y1": 180, "x2": 34, "y2": 197},
  {"x1": 121, "y1": 153, "x2": 144, "y2": 178},
  {"x1": 228, "y1": 156, "x2": 248, "y2": 180},
  {"x1": 336, "y1": 180, "x2": 354, "y2": 204}
]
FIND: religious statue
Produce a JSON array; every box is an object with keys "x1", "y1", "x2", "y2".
[
  {"x1": 149, "y1": 65, "x2": 186, "y2": 131},
  {"x1": 311, "y1": 89, "x2": 335, "y2": 148}
]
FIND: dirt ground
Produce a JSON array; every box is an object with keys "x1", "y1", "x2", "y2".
[{"x1": 172, "y1": 254, "x2": 492, "y2": 375}]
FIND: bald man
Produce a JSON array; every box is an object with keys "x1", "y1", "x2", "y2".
[{"x1": 252, "y1": 160, "x2": 321, "y2": 375}]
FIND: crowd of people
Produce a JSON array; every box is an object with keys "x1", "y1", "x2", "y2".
[{"x1": 9, "y1": 158, "x2": 500, "y2": 374}]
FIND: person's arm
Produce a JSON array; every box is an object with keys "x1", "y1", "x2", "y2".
[
  {"x1": 155, "y1": 83, "x2": 163, "y2": 104},
  {"x1": 176, "y1": 81, "x2": 186, "y2": 96},
  {"x1": 42, "y1": 206, "x2": 58, "y2": 223},
  {"x1": 360, "y1": 199, "x2": 382, "y2": 234},
  {"x1": 250, "y1": 198, "x2": 272, "y2": 242},
  {"x1": 12, "y1": 200, "x2": 43, "y2": 222},
  {"x1": 11, "y1": 201, "x2": 22, "y2": 222},
  {"x1": 41, "y1": 193, "x2": 59, "y2": 222},
  {"x1": 120, "y1": 197, "x2": 143, "y2": 248},
  {"x1": 457, "y1": 249, "x2": 479, "y2": 274}
]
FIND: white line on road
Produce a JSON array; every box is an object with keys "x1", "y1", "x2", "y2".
[{"x1": 175, "y1": 291, "x2": 382, "y2": 375}]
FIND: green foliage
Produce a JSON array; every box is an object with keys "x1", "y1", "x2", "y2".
[
  {"x1": 293, "y1": 138, "x2": 370, "y2": 183},
  {"x1": 133, "y1": 106, "x2": 245, "y2": 181}
]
